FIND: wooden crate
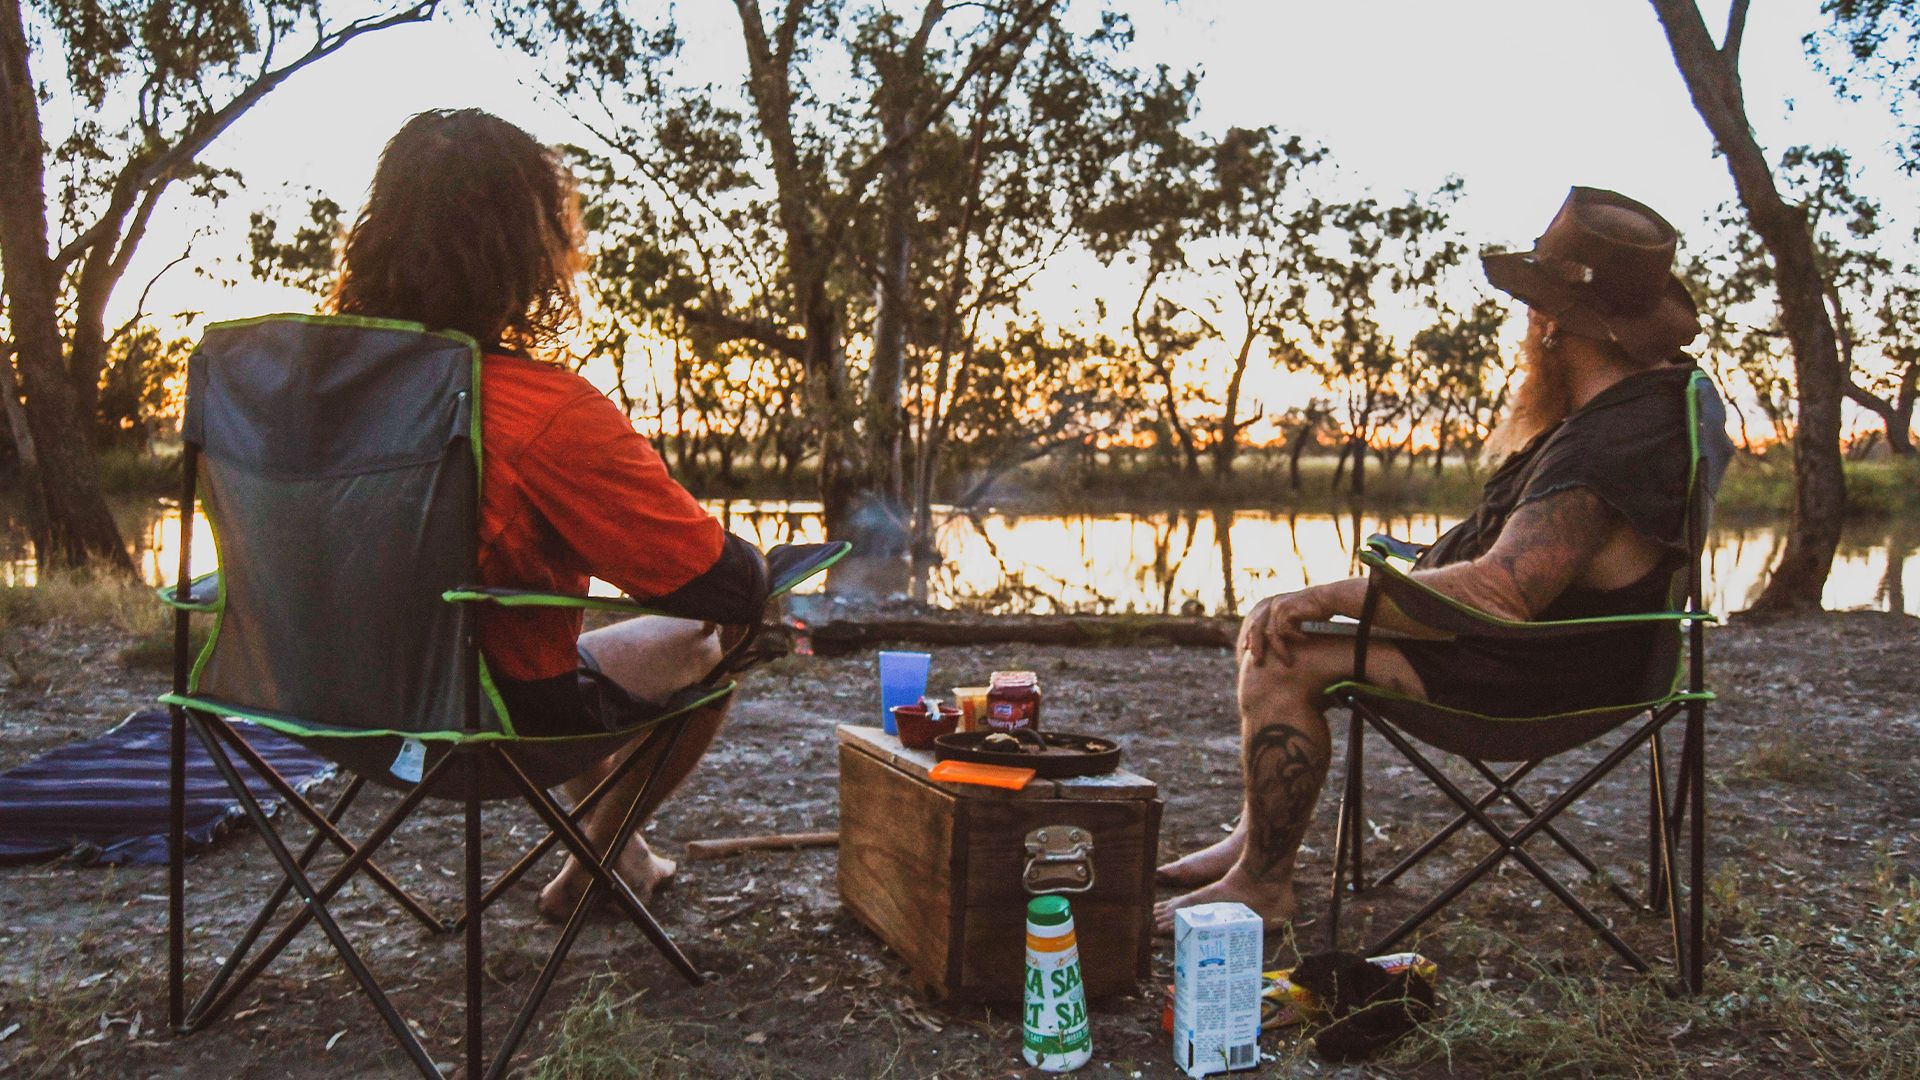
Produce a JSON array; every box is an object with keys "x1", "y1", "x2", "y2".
[{"x1": 837, "y1": 724, "x2": 1161, "y2": 1004}]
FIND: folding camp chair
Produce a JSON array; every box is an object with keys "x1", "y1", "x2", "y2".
[
  {"x1": 1323, "y1": 369, "x2": 1727, "y2": 993},
  {"x1": 157, "y1": 314, "x2": 848, "y2": 1078}
]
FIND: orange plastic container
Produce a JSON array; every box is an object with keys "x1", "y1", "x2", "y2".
[{"x1": 927, "y1": 759, "x2": 1036, "y2": 790}]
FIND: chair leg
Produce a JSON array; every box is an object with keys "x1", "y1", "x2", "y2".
[
  {"x1": 1346, "y1": 710, "x2": 1366, "y2": 892},
  {"x1": 186, "y1": 743, "x2": 455, "y2": 1032},
  {"x1": 168, "y1": 703, "x2": 187, "y2": 1033},
  {"x1": 1461, "y1": 759, "x2": 1641, "y2": 910},
  {"x1": 185, "y1": 714, "x2": 443, "y2": 1079},
  {"x1": 486, "y1": 724, "x2": 703, "y2": 1080},
  {"x1": 187, "y1": 775, "x2": 370, "y2": 1024},
  {"x1": 1361, "y1": 710, "x2": 1668, "y2": 972},
  {"x1": 1686, "y1": 700, "x2": 1707, "y2": 994},
  {"x1": 1373, "y1": 760, "x2": 1542, "y2": 890},
  {"x1": 465, "y1": 750, "x2": 485, "y2": 1080},
  {"x1": 209, "y1": 720, "x2": 445, "y2": 934},
  {"x1": 1648, "y1": 732, "x2": 1667, "y2": 911},
  {"x1": 1327, "y1": 783, "x2": 1350, "y2": 951},
  {"x1": 452, "y1": 718, "x2": 679, "y2": 930},
  {"x1": 1326, "y1": 704, "x2": 1362, "y2": 950}
]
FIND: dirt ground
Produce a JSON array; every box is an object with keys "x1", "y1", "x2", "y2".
[{"x1": 0, "y1": 609, "x2": 1916, "y2": 1078}]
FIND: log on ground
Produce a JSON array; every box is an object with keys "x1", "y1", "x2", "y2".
[{"x1": 805, "y1": 614, "x2": 1237, "y2": 655}]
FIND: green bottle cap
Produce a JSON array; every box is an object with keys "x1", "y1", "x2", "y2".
[{"x1": 1027, "y1": 894, "x2": 1072, "y2": 926}]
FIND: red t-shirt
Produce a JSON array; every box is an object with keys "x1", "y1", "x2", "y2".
[{"x1": 476, "y1": 353, "x2": 725, "y2": 682}]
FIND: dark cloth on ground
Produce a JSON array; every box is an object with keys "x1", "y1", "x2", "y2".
[
  {"x1": 0, "y1": 709, "x2": 335, "y2": 865},
  {"x1": 1392, "y1": 360, "x2": 1731, "y2": 717}
]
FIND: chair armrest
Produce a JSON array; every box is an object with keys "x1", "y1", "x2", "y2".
[
  {"x1": 1364, "y1": 533, "x2": 1427, "y2": 563},
  {"x1": 441, "y1": 587, "x2": 680, "y2": 618},
  {"x1": 1357, "y1": 549, "x2": 1716, "y2": 641},
  {"x1": 443, "y1": 542, "x2": 853, "y2": 621},
  {"x1": 158, "y1": 571, "x2": 221, "y2": 612}
]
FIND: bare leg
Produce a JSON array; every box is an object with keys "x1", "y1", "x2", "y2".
[
  {"x1": 537, "y1": 616, "x2": 729, "y2": 921},
  {"x1": 1156, "y1": 818, "x2": 1246, "y2": 887},
  {"x1": 1153, "y1": 635, "x2": 1424, "y2": 934}
]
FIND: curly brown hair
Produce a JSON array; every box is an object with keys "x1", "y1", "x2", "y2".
[{"x1": 332, "y1": 109, "x2": 583, "y2": 352}]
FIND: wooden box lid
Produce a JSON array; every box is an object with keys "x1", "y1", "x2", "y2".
[{"x1": 837, "y1": 725, "x2": 1156, "y2": 801}]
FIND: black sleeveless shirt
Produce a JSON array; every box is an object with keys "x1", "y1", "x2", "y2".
[{"x1": 1393, "y1": 361, "x2": 1730, "y2": 716}]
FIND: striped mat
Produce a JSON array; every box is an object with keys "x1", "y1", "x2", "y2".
[{"x1": 0, "y1": 708, "x2": 335, "y2": 865}]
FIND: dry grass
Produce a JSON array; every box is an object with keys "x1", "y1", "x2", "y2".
[
  {"x1": 1387, "y1": 850, "x2": 1920, "y2": 1078},
  {"x1": 1731, "y1": 732, "x2": 1838, "y2": 785},
  {"x1": 527, "y1": 975, "x2": 801, "y2": 1080},
  {"x1": 0, "y1": 565, "x2": 166, "y2": 639}
]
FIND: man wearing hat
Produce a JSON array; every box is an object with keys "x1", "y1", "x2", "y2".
[{"x1": 1155, "y1": 188, "x2": 1734, "y2": 931}]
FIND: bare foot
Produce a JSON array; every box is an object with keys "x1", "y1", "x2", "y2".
[
  {"x1": 537, "y1": 834, "x2": 677, "y2": 922},
  {"x1": 1156, "y1": 819, "x2": 1247, "y2": 887},
  {"x1": 1153, "y1": 864, "x2": 1294, "y2": 936}
]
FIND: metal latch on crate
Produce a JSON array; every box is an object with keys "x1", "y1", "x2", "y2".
[{"x1": 1023, "y1": 826, "x2": 1095, "y2": 894}]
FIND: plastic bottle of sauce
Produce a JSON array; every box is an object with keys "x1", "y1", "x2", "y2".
[{"x1": 986, "y1": 671, "x2": 1042, "y2": 734}]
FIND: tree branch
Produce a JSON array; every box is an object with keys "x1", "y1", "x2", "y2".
[
  {"x1": 53, "y1": 1, "x2": 439, "y2": 271},
  {"x1": 679, "y1": 304, "x2": 807, "y2": 360},
  {"x1": 1722, "y1": 0, "x2": 1750, "y2": 64}
]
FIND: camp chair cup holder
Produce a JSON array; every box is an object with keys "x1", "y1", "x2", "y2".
[{"x1": 1023, "y1": 826, "x2": 1095, "y2": 895}]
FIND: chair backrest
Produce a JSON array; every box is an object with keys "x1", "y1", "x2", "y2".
[
  {"x1": 1633, "y1": 368, "x2": 1733, "y2": 701},
  {"x1": 181, "y1": 315, "x2": 488, "y2": 738}
]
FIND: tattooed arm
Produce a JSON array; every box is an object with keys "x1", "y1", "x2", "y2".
[{"x1": 1244, "y1": 488, "x2": 1629, "y2": 665}]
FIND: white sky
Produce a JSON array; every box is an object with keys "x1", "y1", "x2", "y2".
[{"x1": 111, "y1": 0, "x2": 1904, "y2": 427}]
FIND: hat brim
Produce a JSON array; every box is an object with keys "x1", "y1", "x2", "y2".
[{"x1": 1482, "y1": 250, "x2": 1700, "y2": 361}]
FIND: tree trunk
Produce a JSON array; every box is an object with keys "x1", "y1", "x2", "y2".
[
  {"x1": 1286, "y1": 412, "x2": 1318, "y2": 491},
  {"x1": 867, "y1": 64, "x2": 914, "y2": 518},
  {"x1": 0, "y1": 0, "x2": 130, "y2": 571},
  {"x1": 1211, "y1": 327, "x2": 1257, "y2": 480},
  {"x1": 1348, "y1": 434, "x2": 1367, "y2": 497},
  {"x1": 1653, "y1": 0, "x2": 1844, "y2": 613}
]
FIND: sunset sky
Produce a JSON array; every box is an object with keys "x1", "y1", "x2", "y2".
[{"x1": 100, "y1": 0, "x2": 1905, "y2": 432}]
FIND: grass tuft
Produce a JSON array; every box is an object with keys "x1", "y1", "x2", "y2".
[
  {"x1": 1388, "y1": 857, "x2": 1920, "y2": 1078},
  {"x1": 528, "y1": 974, "x2": 798, "y2": 1080},
  {"x1": 1732, "y1": 732, "x2": 1837, "y2": 784}
]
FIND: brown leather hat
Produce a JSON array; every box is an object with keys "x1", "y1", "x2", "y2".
[{"x1": 1482, "y1": 187, "x2": 1701, "y2": 362}]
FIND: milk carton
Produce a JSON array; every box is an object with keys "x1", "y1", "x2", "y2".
[{"x1": 1171, "y1": 902, "x2": 1262, "y2": 1077}]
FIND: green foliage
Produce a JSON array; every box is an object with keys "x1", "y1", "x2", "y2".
[
  {"x1": 1811, "y1": 1, "x2": 1920, "y2": 171},
  {"x1": 94, "y1": 327, "x2": 189, "y2": 449},
  {"x1": 1685, "y1": 142, "x2": 1920, "y2": 455},
  {"x1": 246, "y1": 193, "x2": 343, "y2": 297}
]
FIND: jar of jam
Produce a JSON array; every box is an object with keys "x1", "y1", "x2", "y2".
[{"x1": 985, "y1": 671, "x2": 1041, "y2": 733}]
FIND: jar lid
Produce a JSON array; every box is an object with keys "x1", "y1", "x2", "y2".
[
  {"x1": 991, "y1": 670, "x2": 1038, "y2": 688},
  {"x1": 1027, "y1": 894, "x2": 1072, "y2": 926}
]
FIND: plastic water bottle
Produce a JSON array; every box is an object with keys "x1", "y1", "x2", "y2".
[{"x1": 1023, "y1": 895, "x2": 1092, "y2": 1072}]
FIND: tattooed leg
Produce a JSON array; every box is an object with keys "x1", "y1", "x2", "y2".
[
  {"x1": 1156, "y1": 635, "x2": 1419, "y2": 935},
  {"x1": 1242, "y1": 723, "x2": 1330, "y2": 882}
]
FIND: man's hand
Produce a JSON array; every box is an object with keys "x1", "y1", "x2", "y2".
[{"x1": 1240, "y1": 587, "x2": 1334, "y2": 668}]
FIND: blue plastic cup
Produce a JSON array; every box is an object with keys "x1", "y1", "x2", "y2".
[{"x1": 877, "y1": 651, "x2": 932, "y2": 735}]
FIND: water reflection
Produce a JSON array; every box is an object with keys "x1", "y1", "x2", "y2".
[{"x1": 2, "y1": 497, "x2": 1915, "y2": 618}]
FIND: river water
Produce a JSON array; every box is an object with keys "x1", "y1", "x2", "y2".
[{"x1": 3, "y1": 497, "x2": 1913, "y2": 617}]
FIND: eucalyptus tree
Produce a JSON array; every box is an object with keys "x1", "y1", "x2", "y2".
[
  {"x1": 566, "y1": 1, "x2": 1178, "y2": 557},
  {"x1": 1281, "y1": 182, "x2": 1466, "y2": 497},
  {"x1": 0, "y1": 0, "x2": 635, "y2": 569},
  {"x1": 1689, "y1": 146, "x2": 1919, "y2": 457},
  {"x1": 1406, "y1": 297, "x2": 1508, "y2": 472},
  {"x1": 1650, "y1": 0, "x2": 1848, "y2": 611},
  {"x1": 0, "y1": 1, "x2": 448, "y2": 568}
]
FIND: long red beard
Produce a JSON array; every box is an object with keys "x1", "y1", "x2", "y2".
[{"x1": 1485, "y1": 323, "x2": 1573, "y2": 461}]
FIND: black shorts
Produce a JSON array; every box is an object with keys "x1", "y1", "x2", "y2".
[
  {"x1": 1391, "y1": 625, "x2": 1661, "y2": 718},
  {"x1": 490, "y1": 646, "x2": 660, "y2": 738}
]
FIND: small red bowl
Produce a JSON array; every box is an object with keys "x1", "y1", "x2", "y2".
[{"x1": 893, "y1": 704, "x2": 961, "y2": 750}]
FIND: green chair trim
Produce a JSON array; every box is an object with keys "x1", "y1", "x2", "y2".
[
  {"x1": 1357, "y1": 548, "x2": 1716, "y2": 635},
  {"x1": 157, "y1": 571, "x2": 221, "y2": 612},
  {"x1": 442, "y1": 588, "x2": 684, "y2": 617},
  {"x1": 159, "y1": 679, "x2": 736, "y2": 745},
  {"x1": 1326, "y1": 679, "x2": 1716, "y2": 723}
]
